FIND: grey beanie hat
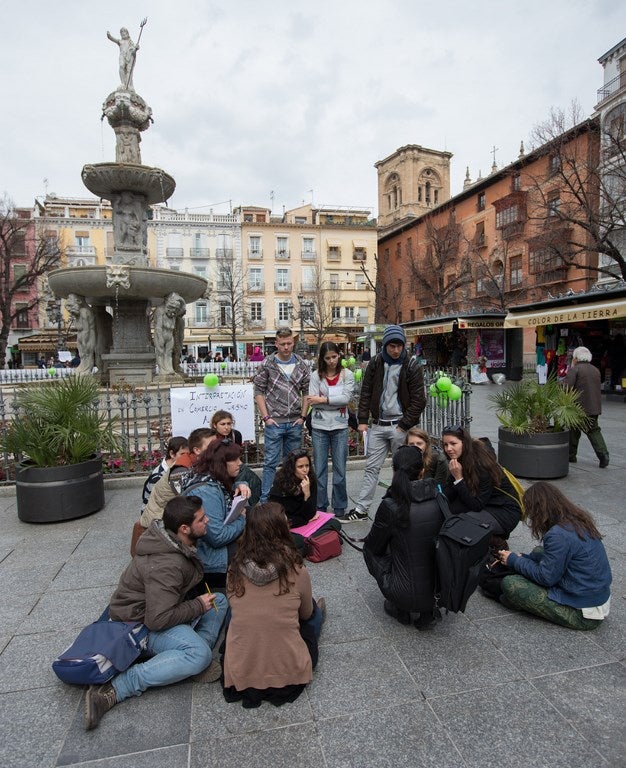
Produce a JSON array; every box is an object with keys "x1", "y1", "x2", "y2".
[{"x1": 382, "y1": 324, "x2": 406, "y2": 347}]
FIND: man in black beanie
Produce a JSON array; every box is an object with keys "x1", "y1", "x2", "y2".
[{"x1": 336, "y1": 324, "x2": 426, "y2": 523}]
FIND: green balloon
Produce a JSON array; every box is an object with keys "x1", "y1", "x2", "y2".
[
  {"x1": 221, "y1": 362, "x2": 227, "y2": 369},
  {"x1": 436, "y1": 376, "x2": 452, "y2": 392},
  {"x1": 354, "y1": 368, "x2": 363, "y2": 382},
  {"x1": 341, "y1": 359, "x2": 348, "y2": 367},
  {"x1": 348, "y1": 356, "x2": 356, "y2": 366},
  {"x1": 48, "y1": 367, "x2": 56, "y2": 375},
  {"x1": 448, "y1": 383, "x2": 462, "y2": 401},
  {"x1": 203, "y1": 373, "x2": 219, "y2": 388},
  {"x1": 429, "y1": 383, "x2": 438, "y2": 396}
]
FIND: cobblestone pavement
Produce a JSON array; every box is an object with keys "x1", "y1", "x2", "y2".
[{"x1": 0, "y1": 383, "x2": 623, "y2": 767}]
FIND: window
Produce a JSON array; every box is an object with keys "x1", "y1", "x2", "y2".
[
  {"x1": 195, "y1": 301, "x2": 208, "y2": 324},
  {"x1": 243, "y1": 214, "x2": 253, "y2": 222},
  {"x1": 277, "y1": 301, "x2": 291, "y2": 322},
  {"x1": 425, "y1": 181, "x2": 431, "y2": 204},
  {"x1": 302, "y1": 237, "x2": 315, "y2": 258},
  {"x1": 249, "y1": 235, "x2": 261, "y2": 257},
  {"x1": 511, "y1": 173, "x2": 521, "y2": 191},
  {"x1": 15, "y1": 303, "x2": 30, "y2": 328},
  {"x1": 275, "y1": 268, "x2": 290, "y2": 291},
  {"x1": 193, "y1": 265, "x2": 207, "y2": 278},
  {"x1": 219, "y1": 303, "x2": 232, "y2": 325},
  {"x1": 216, "y1": 234, "x2": 233, "y2": 259},
  {"x1": 395, "y1": 242, "x2": 401, "y2": 260},
  {"x1": 418, "y1": 186, "x2": 422, "y2": 203},
  {"x1": 353, "y1": 247, "x2": 366, "y2": 261},
  {"x1": 13, "y1": 264, "x2": 27, "y2": 289},
  {"x1": 302, "y1": 267, "x2": 315, "y2": 291},
  {"x1": 332, "y1": 306, "x2": 341, "y2": 321},
  {"x1": 434, "y1": 189, "x2": 439, "y2": 205},
  {"x1": 547, "y1": 193, "x2": 561, "y2": 217},
  {"x1": 509, "y1": 255, "x2": 522, "y2": 287},
  {"x1": 329, "y1": 273, "x2": 339, "y2": 289},
  {"x1": 294, "y1": 216, "x2": 307, "y2": 224},
  {"x1": 496, "y1": 204, "x2": 520, "y2": 228},
  {"x1": 355, "y1": 272, "x2": 365, "y2": 290},
  {"x1": 276, "y1": 236, "x2": 289, "y2": 258},
  {"x1": 410, "y1": 308, "x2": 415, "y2": 321},
  {"x1": 529, "y1": 247, "x2": 566, "y2": 283},
  {"x1": 475, "y1": 221, "x2": 486, "y2": 247},
  {"x1": 477, "y1": 192, "x2": 486, "y2": 211},
  {"x1": 13, "y1": 232, "x2": 26, "y2": 254},
  {"x1": 345, "y1": 306, "x2": 355, "y2": 320},
  {"x1": 549, "y1": 154, "x2": 561, "y2": 176},
  {"x1": 406, "y1": 237, "x2": 413, "y2": 258},
  {"x1": 217, "y1": 266, "x2": 230, "y2": 290},
  {"x1": 75, "y1": 235, "x2": 90, "y2": 248},
  {"x1": 249, "y1": 267, "x2": 263, "y2": 290},
  {"x1": 327, "y1": 245, "x2": 340, "y2": 260},
  {"x1": 398, "y1": 311, "x2": 402, "y2": 323},
  {"x1": 250, "y1": 302, "x2": 263, "y2": 322}
]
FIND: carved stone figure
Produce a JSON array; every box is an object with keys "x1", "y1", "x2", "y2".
[
  {"x1": 112, "y1": 191, "x2": 143, "y2": 251},
  {"x1": 115, "y1": 126, "x2": 141, "y2": 164},
  {"x1": 107, "y1": 27, "x2": 139, "y2": 91},
  {"x1": 66, "y1": 294, "x2": 96, "y2": 374},
  {"x1": 154, "y1": 293, "x2": 186, "y2": 375}
]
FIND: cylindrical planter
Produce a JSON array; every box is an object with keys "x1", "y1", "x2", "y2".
[
  {"x1": 497, "y1": 427, "x2": 570, "y2": 480},
  {"x1": 15, "y1": 455, "x2": 105, "y2": 523}
]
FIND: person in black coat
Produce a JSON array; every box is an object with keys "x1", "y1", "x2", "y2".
[{"x1": 363, "y1": 445, "x2": 445, "y2": 629}]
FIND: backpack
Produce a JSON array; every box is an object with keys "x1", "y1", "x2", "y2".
[
  {"x1": 499, "y1": 466, "x2": 525, "y2": 520},
  {"x1": 52, "y1": 615, "x2": 148, "y2": 686},
  {"x1": 435, "y1": 494, "x2": 493, "y2": 613}
]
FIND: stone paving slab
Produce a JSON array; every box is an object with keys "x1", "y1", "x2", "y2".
[{"x1": 0, "y1": 383, "x2": 623, "y2": 767}]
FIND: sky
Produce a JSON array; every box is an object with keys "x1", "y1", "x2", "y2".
[{"x1": 1, "y1": 1, "x2": 624, "y2": 217}]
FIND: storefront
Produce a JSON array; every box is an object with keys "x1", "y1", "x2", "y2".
[{"x1": 504, "y1": 286, "x2": 626, "y2": 390}]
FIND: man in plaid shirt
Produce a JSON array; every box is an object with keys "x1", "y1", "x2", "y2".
[{"x1": 254, "y1": 328, "x2": 310, "y2": 500}]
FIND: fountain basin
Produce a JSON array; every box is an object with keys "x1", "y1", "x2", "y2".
[
  {"x1": 82, "y1": 163, "x2": 175, "y2": 205},
  {"x1": 48, "y1": 266, "x2": 207, "y2": 304}
]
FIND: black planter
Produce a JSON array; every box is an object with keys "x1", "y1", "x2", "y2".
[
  {"x1": 497, "y1": 427, "x2": 570, "y2": 480},
  {"x1": 15, "y1": 455, "x2": 105, "y2": 523}
]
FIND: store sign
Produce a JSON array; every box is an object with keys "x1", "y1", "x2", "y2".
[
  {"x1": 412, "y1": 321, "x2": 455, "y2": 335},
  {"x1": 504, "y1": 298, "x2": 626, "y2": 328},
  {"x1": 458, "y1": 318, "x2": 505, "y2": 329}
]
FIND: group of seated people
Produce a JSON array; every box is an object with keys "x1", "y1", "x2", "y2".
[{"x1": 83, "y1": 415, "x2": 612, "y2": 729}]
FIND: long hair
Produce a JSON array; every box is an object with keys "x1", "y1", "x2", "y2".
[
  {"x1": 317, "y1": 341, "x2": 342, "y2": 377},
  {"x1": 523, "y1": 481, "x2": 602, "y2": 541},
  {"x1": 405, "y1": 427, "x2": 435, "y2": 478},
  {"x1": 272, "y1": 448, "x2": 317, "y2": 498},
  {"x1": 227, "y1": 502, "x2": 303, "y2": 597},
  {"x1": 442, "y1": 425, "x2": 502, "y2": 494},
  {"x1": 210, "y1": 410, "x2": 234, "y2": 430},
  {"x1": 388, "y1": 445, "x2": 424, "y2": 527},
  {"x1": 192, "y1": 438, "x2": 242, "y2": 492}
]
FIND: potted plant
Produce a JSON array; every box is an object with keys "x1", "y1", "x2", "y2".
[
  {"x1": 0, "y1": 375, "x2": 120, "y2": 523},
  {"x1": 489, "y1": 376, "x2": 588, "y2": 479}
]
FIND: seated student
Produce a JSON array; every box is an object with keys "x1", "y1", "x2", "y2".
[
  {"x1": 85, "y1": 495, "x2": 228, "y2": 730},
  {"x1": 269, "y1": 449, "x2": 340, "y2": 552},
  {"x1": 180, "y1": 439, "x2": 249, "y2": 589},
  {"x1": 363, "y1": 445, "x2": 445, "y2": 629},
  {"x1": 211, "y1": 409, "x2": 262, "y2": 505},
  {"x1": 140, "y1": 428, "x2": 216, "y2": 529},
  {"x1": 442, "y1": 424, "x2": 521, "y2": 545},
  {"x1": 223, "y1": 502, "x2": 325, "y2": 708},
  {"x1": 498, "y1": 481, "x2": 612, "y2": 630},
  {"x1": 404, "y1": 427, "x2": 450, "y2": 487},
  {"x1": 141, "y1": 436, "x2": 189, "y2": 513}
]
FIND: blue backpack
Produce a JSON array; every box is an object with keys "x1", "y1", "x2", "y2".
[{"x1": 52, "y1": 616, "x2": 148, "y2": 686}]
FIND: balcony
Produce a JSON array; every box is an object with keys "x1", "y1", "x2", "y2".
[
  {"x1": 301, "y1": 250, "x2": 317, "y2": 260},
  {"x1": 474, "y1": 233, "x2": 488, "y2": 249},
  {"x1": 500, "y1": 222, "x2": 525, "y2": 240},
  {"x1": 216, "y1": 249, "x2": 233, "y2": 259},
  {"x1": 166, "y1": 247, "x2": 184, "y2": 258},
  {"x1": 274, "y1": 282, "x2": 292, "y2": 292},
  {"x1": 248, "y1": 282, "x2": 265, "y2": 293},
  {"x1": 248, "y1": 249, "x2": 263, "y2": 260},
  {"x1": 190, "y1": 247, "x2": 209, "y2": 258},
  {"x1": 352, "y1": 250, "x2": 366, "y2": 261},
  {"x1": 275, "y1": 250, "x2": 290, "y2": 260},
  {"x1": 66, "y1": 245, "x2": 96, "y2": 257},
  {"x1": 248, "y1": 317, "x2": 265, "y2": 327},
  {"x1": 597, "y1": 73, "x2": 626, "y2": 107}
]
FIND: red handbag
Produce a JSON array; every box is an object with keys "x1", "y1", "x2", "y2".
[{"x1": 306, "y1": 529, "x2": 342, "y2": 562}]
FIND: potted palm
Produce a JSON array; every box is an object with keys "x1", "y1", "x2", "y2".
[
  {"x1": 489, "y1": 376, "x2": 588, "y2": 479},
  {"x1": 0, "y1": 376, "x2": 120, "y2": 523}
]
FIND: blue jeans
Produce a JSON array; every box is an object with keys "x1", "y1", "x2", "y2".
[
  {"x1": 311, "y1": 428, "x2": 348, "y2": 513},
  {"x1": 261, "y1": 421, "x2": 303, "y2": 501},
  {"x1": 111, "y1": 593, "x2": 228, "y2": 701}
]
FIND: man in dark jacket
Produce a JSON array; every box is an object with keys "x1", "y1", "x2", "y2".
[
  {"x1": 562, "y1": 346, "x2": 609, "y2": 468},
  {"x1": 337, "y1": 324, "x2": 426, "y2": 522},
  {"x1": 84, "y1": 496, "x2": 228, "y2": 730}
]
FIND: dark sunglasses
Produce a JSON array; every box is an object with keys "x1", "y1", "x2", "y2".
[{"x1": 442, "y1": 424, "x2": 463, "y2": 436}]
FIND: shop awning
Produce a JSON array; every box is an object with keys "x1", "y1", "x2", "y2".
[
  {"x1": 504, "y1": 296, "x2": 626, "y2": 328},
  {"x1": 458, "y1": 317, "x2": 506, "y2": 329},
  {"x1": 18, "y1": 332, "x2": 77, "y2": 351}
]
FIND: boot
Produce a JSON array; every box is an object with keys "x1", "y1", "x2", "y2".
[
  {"x1": 84, "y1": 682, "x2": 117, "y2": 730},
  {"x1": 598, "y1": 454, "x2": 609, "y2": 469}
]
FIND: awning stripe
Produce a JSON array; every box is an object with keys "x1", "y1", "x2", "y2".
[{"x1": 504, "y1": 298, "x2": 626, "y2": 328}]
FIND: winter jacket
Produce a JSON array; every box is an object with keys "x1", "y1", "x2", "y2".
[
  {"x1": 508, "y1": 524, "x2": 612, "y2": 609},
  {"x1": 308, "y1": 369, "x2": 355, "y2": 431},
  {"x1": 253, "y1": 353, "x2": 310, "y2": 421},
  {"x1": 363, "y1": 478, "x2": 444, "y2": 613},
  {"x1": 108, "y1": 521, "x2": 205, "y2": 631},
  {"x1": 357, "y1": 354, "x2": 426, "y2": 431},
  {"x1": 181, "y1": 474, "x2": 245, "y2": 574},
  {"x1": 444, "y1": 468, "x2": 521, "y2": 536},
  {"x1": 562, "y1": 361, "x2": 602, "y2": 416}
]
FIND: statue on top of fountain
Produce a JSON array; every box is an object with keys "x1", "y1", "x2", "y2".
[{"x1": 107, "y1": 27, "x2": 140, "y2": 92}]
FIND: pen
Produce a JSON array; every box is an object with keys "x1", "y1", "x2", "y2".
[{"x1": 205, "y1": 582, "x2": 218, "y2": 612}]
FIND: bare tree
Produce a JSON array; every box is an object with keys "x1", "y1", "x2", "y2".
[
  {"x1": 294, "y1": 265, "x2": 342, "y2": 353},
  {"x1": 526, "y1": 103, "x2": 626, "y2": 281},
  {"x1": 361, "y1": 248, "x2": 403, "y2": 323},
  {"x1": 471, "y1": 234, "x2": 529, "y2": 311},
  {"x1": 212, "y1": 255, "x2": 247, "y2": 360},
  {"x1": 0, "y1": 196, "x2": 61, "y2": 367},
  {"x1": 406, "y1": 214, "x2": 473, "y2": 315}
]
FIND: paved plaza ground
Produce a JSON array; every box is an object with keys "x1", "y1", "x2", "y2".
[{"x1": 0, "y1": 383, "x2": 624, "y2": 768}]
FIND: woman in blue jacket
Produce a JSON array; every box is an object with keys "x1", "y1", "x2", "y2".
[
  {"x1": 181, "y1": 439, "x2": 247, "y2": 589},
  {"x1": 498, "y1": 482, "x2": 612, "y2": 630}
]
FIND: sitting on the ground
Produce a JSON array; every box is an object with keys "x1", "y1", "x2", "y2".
[{"x1": 140, "y1": 435, "x2": 189, "y2": 513}]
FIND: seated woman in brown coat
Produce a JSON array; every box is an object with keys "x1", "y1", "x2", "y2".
[{"x1": 222, "y1": 502, "x2": 325, "y2": 708}]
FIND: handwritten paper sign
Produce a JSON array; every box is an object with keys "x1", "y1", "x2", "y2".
[{"x1": 170, "y1": 384, "x2": 256, "y2": 441}]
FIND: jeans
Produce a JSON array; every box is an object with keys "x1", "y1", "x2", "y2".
[
  {"x1": 111, "y1": 592, "x2": 228, "y2": 702},
  {"x1": 311, "y1": 428, "x2": 348, "y2": 512},
  {"x1": 261, "y1": 421, "x2": 303, "y2": 501},
  {"x1": 355, "y1": 424, "x2": 405, "y2": 512}
]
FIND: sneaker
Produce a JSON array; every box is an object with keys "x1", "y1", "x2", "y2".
[
  {"x1": 599, "y1": 454, "x2": 609, "y2": 469},
  {"x1": 193, "y1": 657, "x2": 222, "y2": 683},
  {"x1": 84, "y1": 682, "x2": 117, "y2": 730},
  {"x1": 336, "y1": 508, "x2": 368, "y2": 523}
]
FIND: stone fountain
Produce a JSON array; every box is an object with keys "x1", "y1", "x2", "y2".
[{"x1": 48, "y1": 22, "x2": 207, "y2": 385}]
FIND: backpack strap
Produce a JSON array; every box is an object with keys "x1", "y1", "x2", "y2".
[{"x1": 338, "y1": 529, "x2": 365, "y2": 552}]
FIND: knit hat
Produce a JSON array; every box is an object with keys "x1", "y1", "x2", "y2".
[{"x1": 382, "y1": 324, "x2": 406, "y2": 348}]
